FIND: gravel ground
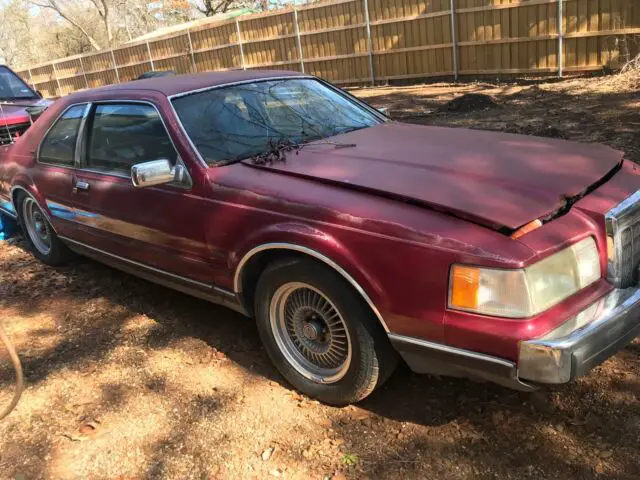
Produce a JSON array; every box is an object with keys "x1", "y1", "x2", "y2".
[{"x1": 0, "y1": 73, "x2": 639, "y2": 480}]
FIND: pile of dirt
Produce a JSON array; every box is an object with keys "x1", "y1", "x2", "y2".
[
  {"x1": 503, "y1": 123, "x2": 568, "y2": 139},
  {"x1": 440, "y1": 93, "x2": 498, "y2": 113}
]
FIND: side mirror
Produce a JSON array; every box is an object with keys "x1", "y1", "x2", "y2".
[{"x1": 131, "y1": 159, "x2": 186, "y2": 188}]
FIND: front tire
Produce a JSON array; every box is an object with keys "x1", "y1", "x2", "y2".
[
  {"x1": 16, "y1": 192, "x2": 73, "y2": 266},
  {"x1": 255, "y1": 257, "x2": 397, "y2": 405}
]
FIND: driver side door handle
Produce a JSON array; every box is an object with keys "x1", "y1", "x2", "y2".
[{"x1": 73, "y1": 181, "x2": 90, "y2": 194}]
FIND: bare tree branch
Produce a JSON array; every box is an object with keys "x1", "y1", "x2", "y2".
[{"x1": 30, "y1": 0, "x2": 102, "y2": 50}]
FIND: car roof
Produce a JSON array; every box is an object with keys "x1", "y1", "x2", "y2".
[{"x1": 67, "y1": 70, "x2": 309, "y2": 100}]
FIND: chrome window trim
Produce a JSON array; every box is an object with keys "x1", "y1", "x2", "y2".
[
  {"x1": 166, "y1": 75, "x2": 313, "y2": 101},
  {"x1": 167, "y1": 75, "x2": 386, "y2": 168},
  {"x1": 74, "y1": 103, "x2": 92, "y2": 167},
  {"x1": 37, "y1": 99, "x2": 193, "y2": 189},
  {"x1": 37, "y1": 102, "x2": 90, "y2": 168},
  {"x1": 233, "y1": 242, "x2": 390, "y2": 332}
]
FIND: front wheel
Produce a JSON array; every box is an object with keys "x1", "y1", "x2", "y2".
[
  {"x1": 16, "y1": 192, "x2": 73, "y2": 266},
  {"x1": 254, "y1": 258, "x2": 397, "y2": 405}
]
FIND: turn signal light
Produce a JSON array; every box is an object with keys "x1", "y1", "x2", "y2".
[{"x1": 510, "y1": 219, "x2": 543, "y2": 239}]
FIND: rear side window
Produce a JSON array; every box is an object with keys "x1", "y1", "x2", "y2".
[
  {"x1": 39, "y1": 105, "x2": 86, "y2": 166},
  {"x1": 86, "y1": 103, "x2": 177, "y2": 174}
]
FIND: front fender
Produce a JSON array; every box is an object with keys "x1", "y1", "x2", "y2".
[{"x1": 231, "y1": 221, "x2": 390, "y2": 331}]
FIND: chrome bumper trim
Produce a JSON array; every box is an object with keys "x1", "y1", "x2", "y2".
[{"x1": 518, "y1": 287, "x2": 640, "y2": 384}]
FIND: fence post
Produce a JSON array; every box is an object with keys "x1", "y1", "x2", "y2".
[
  {"x1": 146, "y1": 41, "x2": 155, "y2": 71},
  {"x1": 450, "y1": 0, "x2": 459, "y2": 81},
  {"x1": 110, "y1": 49, "x2": 121, "y2": 83},
  {"x1": 557, "y1": 0, "x2": 564, "y2": 78},
  {"x1": 78, "y1": 56, "x2": 90, "y2": 89},
  {"x1": 187, "y1": 30, "x2": 198, "y2": 73},
  {"x1": 51, "y1": 63, "x2": 62, "y2": 97},
  {"x1": 363, "y1": 0, "x2": 374, "y2": 85},
  {"x1": 293, "y1": 5, "x2": 305, "y2": 73},
  {"x1": 27, "y1": 69, "x2": 35, "y2": 90},
  {"x1": 235, "y1": 19, "x2": 246, "y2": 70}
]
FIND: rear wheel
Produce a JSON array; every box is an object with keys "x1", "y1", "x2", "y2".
[
  {"x1": 16, "y1": 192, "x2": 73, "y2": 266},
  {"x1": 255, "y1": 258, "x2": 397, "y2": 405}
]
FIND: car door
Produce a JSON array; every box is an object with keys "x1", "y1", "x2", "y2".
[
  {"x1": 31, "y1": 103, "x2": 89, "y2": 238},
  {"x1": 66, "y1": 101, "x2": 213, "y2": 284}
]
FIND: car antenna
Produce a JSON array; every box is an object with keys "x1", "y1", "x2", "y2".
[{"x1": 0, "y1": 102, "x2": 13, "y2": 145}]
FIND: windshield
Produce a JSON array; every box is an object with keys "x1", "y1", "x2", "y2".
[
  {"x1": 0, "y1": 66, "x2": 38, "y2": 100},
  {"x1": 171, "y1": 78, "x2": 381, "y2": 166}
]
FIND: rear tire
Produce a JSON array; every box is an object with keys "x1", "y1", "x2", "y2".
[
  {"x1": 16, "y1": 191, "x2": 73, "y2": 266},
  {"x1": 254, "y1": 257, "x2": 398, "y2": 405}
]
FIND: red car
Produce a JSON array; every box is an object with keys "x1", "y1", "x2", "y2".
[
  {"x1": 0, "y1": 71, "x2": 638, "y2": 405},
  {"x1": 0, "y1": 65, "x2": 52, "y2": 145}
]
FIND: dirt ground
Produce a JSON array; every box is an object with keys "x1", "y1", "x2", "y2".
[{"x1": 1, "y1": 73, "x2": 639, "y2": 480}]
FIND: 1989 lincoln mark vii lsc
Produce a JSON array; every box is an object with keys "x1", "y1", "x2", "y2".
[{"x1": 0, "y1": 71, "x2": 638, "y2": 405}]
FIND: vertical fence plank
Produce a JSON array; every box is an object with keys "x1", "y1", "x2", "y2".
[
  {"x1": 558, "y1": 0, "x2": 564, "y2": 77},
  {"x1": 293, "y1": 6, "x2": 305, "y2": 72},
  {"x1": 78, "y1": 57, "x2": 90, "y2": 89},
  {"x1": 110, "y1": 49, "x2": 120, "y2": 82},
  {"x1": 27, "y1": 69, "x2": 35, "y2": 90},
  {"x1": 146, "y1": 41, "x2": 155, "y2": 71},
  {"x1": 187, "y1": 30, "x2": 197, "y2": 73},
  {"x1": 51, "y1": 63, "x2": 62, "y2": 97},
  {"x1": 236, "y1": 19, "x2": 246, "y2": 70},
  {"x1": 450, "y1": 0, "x2": 459, "y2": 80},
  {"x1": 363, "y1": 0, "x2": 375, "y2": 85}
]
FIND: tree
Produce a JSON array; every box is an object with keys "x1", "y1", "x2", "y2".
[
  {"x1": 29, "y1": 0, "x2": 103, "y2": 50},
  {"x1": 193, "y1": 0, "x2": 251, "y2": 16}
]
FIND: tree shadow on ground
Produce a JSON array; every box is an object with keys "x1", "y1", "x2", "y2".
[{"x1": 1, "y1": 240, "x2": 638, "y2": 478}]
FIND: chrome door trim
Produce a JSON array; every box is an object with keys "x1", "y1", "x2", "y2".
[
  {"x1": 233, "y1": 242, "x2": 390, "y2": 332},
  {"x1": 59, "y1": 235, "x2": 216, "y2": 290}
]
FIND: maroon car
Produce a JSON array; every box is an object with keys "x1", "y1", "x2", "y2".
[
  {"x1": 0, "y1": 65, "x2": 52, "y2": 145},
  {"x1": 0, "y1": 71, "x2": 638, "y2": 405}
]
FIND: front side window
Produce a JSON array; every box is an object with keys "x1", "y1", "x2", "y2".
[
  {"x1": 86, "y1": 103, "x2": 177, "y2": 173},
  {"x1": 39, "y1": 104, "x2": 87, "y2": 166},
  {"x1": 0, "y1": 66, "x2": 38, "y2": 100},
  {"x1": 171, "y1": 78, "x2": 381, "y2": 166}
]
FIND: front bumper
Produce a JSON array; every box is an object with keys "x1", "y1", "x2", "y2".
[
  {"x1": 518, "y1": 286, "x2": 640, "y2": 384},
  {"x1": 390, "y1": 286, "x2": 640, "y2": 391}
]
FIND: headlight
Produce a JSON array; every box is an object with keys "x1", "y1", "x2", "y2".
[{"x1": 449, "y1": 237, "x2": 600, "y2": 318}]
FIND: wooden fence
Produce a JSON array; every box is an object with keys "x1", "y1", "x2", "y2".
[{"x1": 16, "y1": 0, "x2": 640, "y2": 98}]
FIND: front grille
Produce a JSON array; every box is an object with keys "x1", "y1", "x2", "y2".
[
  {"x1": 606, "y1": 191, "x2": 640, "y2": 288},
  {"x1": 0, "y1": 122, "x2": 30, "y2": 146}
]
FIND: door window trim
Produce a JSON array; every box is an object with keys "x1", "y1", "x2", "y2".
[
  {"x1": 37, "y1": 103, "x2": 90, "y2": 169},
  {"x1": 38, "y1": 99, "x2": 192, "y2": 189},
  {"x1": 82, "y1": 100, "x2": 181, "y2": 178}
]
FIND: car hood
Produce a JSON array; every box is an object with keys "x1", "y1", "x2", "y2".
[
  {"x1": 243, "y1": 123, "x2": 624, "y2": 231},
  {"x1": 0, "y1": 99, "x2": 52, "y2": 125}
]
